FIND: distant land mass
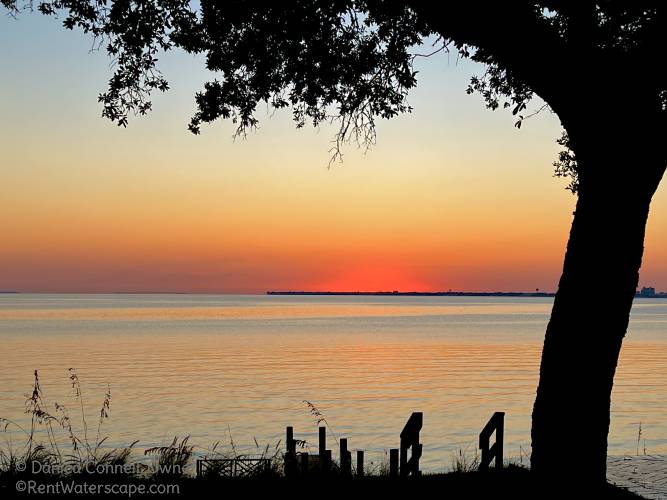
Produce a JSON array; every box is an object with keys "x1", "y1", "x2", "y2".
[
  {"x1": 267, "y1": 290, "x2": 556, "y2": 297},
  {"x1": 267, "y1": 290, "x2": 667, "y2": 298}
]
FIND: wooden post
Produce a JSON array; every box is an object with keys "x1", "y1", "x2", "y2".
[
  {"x1": 319, "y1": 427, "x2": 328, "y2": 474},
  {"x1": 300, "y1": 452, "x2": 309, "y2": 475},
  {"x1": 399, "y1": 412, "x2": 423, "y2": 477},
  {"x1": 479, "y1": 411, "x2": 505, "y2": 470},
  {"x1": 356, "y1": 450, "x2": 364, "y2": 477},
  {"x1": 322, "y1": 449, "x2": 331, "y2": 474},
  {"x1": 286, "y1": 427, "x2": 295, "y2": 454},
  {"x1": 389, "y1": 449, "x2": 399, "y2": 478},
  {"x1": 319, "y1": 426, "x2": 326, "y2": 456},
  {"x1": 285, "y1": 426, "x2": 296, "y2": 477},
  {"x1": 340, "y1": 438, "x2": 351, "y2": 476},
  {"x1": 497, "y1": 413, "x2": 504, "y2": 467}
]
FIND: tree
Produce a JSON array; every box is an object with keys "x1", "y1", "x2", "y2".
[{"x1": 3, "y1": 0, "x2": 666, "y2": 483}]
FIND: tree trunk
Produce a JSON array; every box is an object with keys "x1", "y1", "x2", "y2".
[{"x1": 530, "y1": 145, "x2": 664, "y2": 483}]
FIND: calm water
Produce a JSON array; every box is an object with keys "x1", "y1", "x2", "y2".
[{"x1": 1, "y1": 294, "x2": 666, "y2": 471}]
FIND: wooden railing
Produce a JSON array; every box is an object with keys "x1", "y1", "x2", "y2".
[
  {"x1": 196, "y1": 458, "x2": 271, "y2": 478},
  {"x1": 194, "y1": 410, "x2": 507, "y2": 479},
  {"x1": 479, "y1": 411, "x2": 505, "y2": 470},
  {"x1": 400, "y1": 412, "x2": 423, "y2": 477}
]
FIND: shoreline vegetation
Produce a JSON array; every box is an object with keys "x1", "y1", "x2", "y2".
[{"x1": 0, "y1": 372, "x2": 643, "y2": 498}]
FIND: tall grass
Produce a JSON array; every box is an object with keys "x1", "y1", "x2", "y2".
[
  {"x1": 635, "y1": 422, "x2": 647, "y2": 456},
  {"x1": 1, "y1": 370, "x2": 284, "y2": 479},
  {"x1": 1, "y1": 369, "x2": 138, "y2": 477},
  {"x1": 145, "y1": 437, "x2": 193, "y2": 478},
  {"x1": 450, "y1": 445, "x2": 480, "y2": 473},
  {"x1": 304, "y1": 400, "x2": 339, "y2": 448}
]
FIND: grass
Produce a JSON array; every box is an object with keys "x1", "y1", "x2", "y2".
[
  {"x1": 145, "y1": 437, "x2": 193, "y2": 478},
  {"x1": 451, "y1": 444, "x2": 480, "y2": 473},
  {"x1": 0, "y1": 370, "x2": 281, "y2": 481},
  {"x1": 1, "y1": 369, "x2": 139, "y2": 478},
  {"x1": 0, "y1": 371, "x2": 649, "y2": 498}
]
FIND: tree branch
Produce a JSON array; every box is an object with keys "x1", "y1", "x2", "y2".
[{"x1": 406, "y1": 2, "x2": 574, "y2": 114}]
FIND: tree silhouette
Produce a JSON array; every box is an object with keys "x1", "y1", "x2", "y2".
[{"x1": 4, "y1": 0, "x2": 666, "y2": 483}]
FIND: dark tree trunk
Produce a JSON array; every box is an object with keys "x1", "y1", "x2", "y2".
[{"x1": 530, "y1": 138, "x2": 665, "y2": 482}]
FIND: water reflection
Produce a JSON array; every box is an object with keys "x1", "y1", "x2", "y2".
[{"x1": 0, "y1": 294, "x2": 665, "y2": 471}]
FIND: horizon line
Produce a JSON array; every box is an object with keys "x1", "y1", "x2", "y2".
[{"x1": 0, "y1": 289, "x2": 556, "y2": 295}]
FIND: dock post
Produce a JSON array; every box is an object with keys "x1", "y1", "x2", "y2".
[
  {"x1": 319, "y1": 427, "x2": 328, "y2": 474},
  {"x1": 389, "y1": 449, "x2": 399, "y2": 478},
  {"x1": 479, "y1": 412, "x2": 505, "y2": 470},
  {"x1": 356, "y1": 450, "x2": 364, "y2": 477},
  {"x1": 322, "y1": 449, "x2": 331, "y2": 474},
  {"x1": 300, "y1": 452, "x2": 309, "y2": 475},
  {"x1": 319, "y1": 427, "x2": 326, "y2": 456},
  {"x1": 340, "y1": 438, "x2": 351, "y2": 476},
  {"x1": 399, "y1": 412, "x2": 423, "y2": 477},
  {"x1": 285, "y1": 426, "x2": 296, "y2": 477}
]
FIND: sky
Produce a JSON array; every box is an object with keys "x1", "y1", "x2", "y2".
[{"x1": 2, "y1": 13, "x2": 667, "y2": 294}]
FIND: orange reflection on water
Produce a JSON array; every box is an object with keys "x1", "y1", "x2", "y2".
[
  {"x1": 0, "y1": 302, "x2": 552, "y2": 321},
  {"x1": 1, "y1": 295, "x2": 665, "y2": 471}
]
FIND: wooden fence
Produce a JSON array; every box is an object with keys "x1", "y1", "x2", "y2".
[{"x1": 196, "y1": 410, "x2": 505, "y2": 478}]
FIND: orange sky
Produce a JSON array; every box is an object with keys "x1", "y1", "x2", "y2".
[{"x1": 2, "y1": 15, "x2": 667, "y2": 293}]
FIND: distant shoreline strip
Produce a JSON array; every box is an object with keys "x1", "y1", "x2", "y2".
[
  {"x1": 267, "y1": 290, "x2": 667, "y2": 298},
  {"x1": 267, "y1": 291, "x2": 556, "y2": 297}
]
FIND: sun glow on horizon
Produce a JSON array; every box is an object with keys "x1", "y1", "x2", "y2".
[{"x1": 312, "y1": 263, "x2": 433, "y2": 293}]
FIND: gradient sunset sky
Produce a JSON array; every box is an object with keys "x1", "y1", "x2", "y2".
[{"x1": 2, "y1": 14, "x2": 667, "y2": 293}]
